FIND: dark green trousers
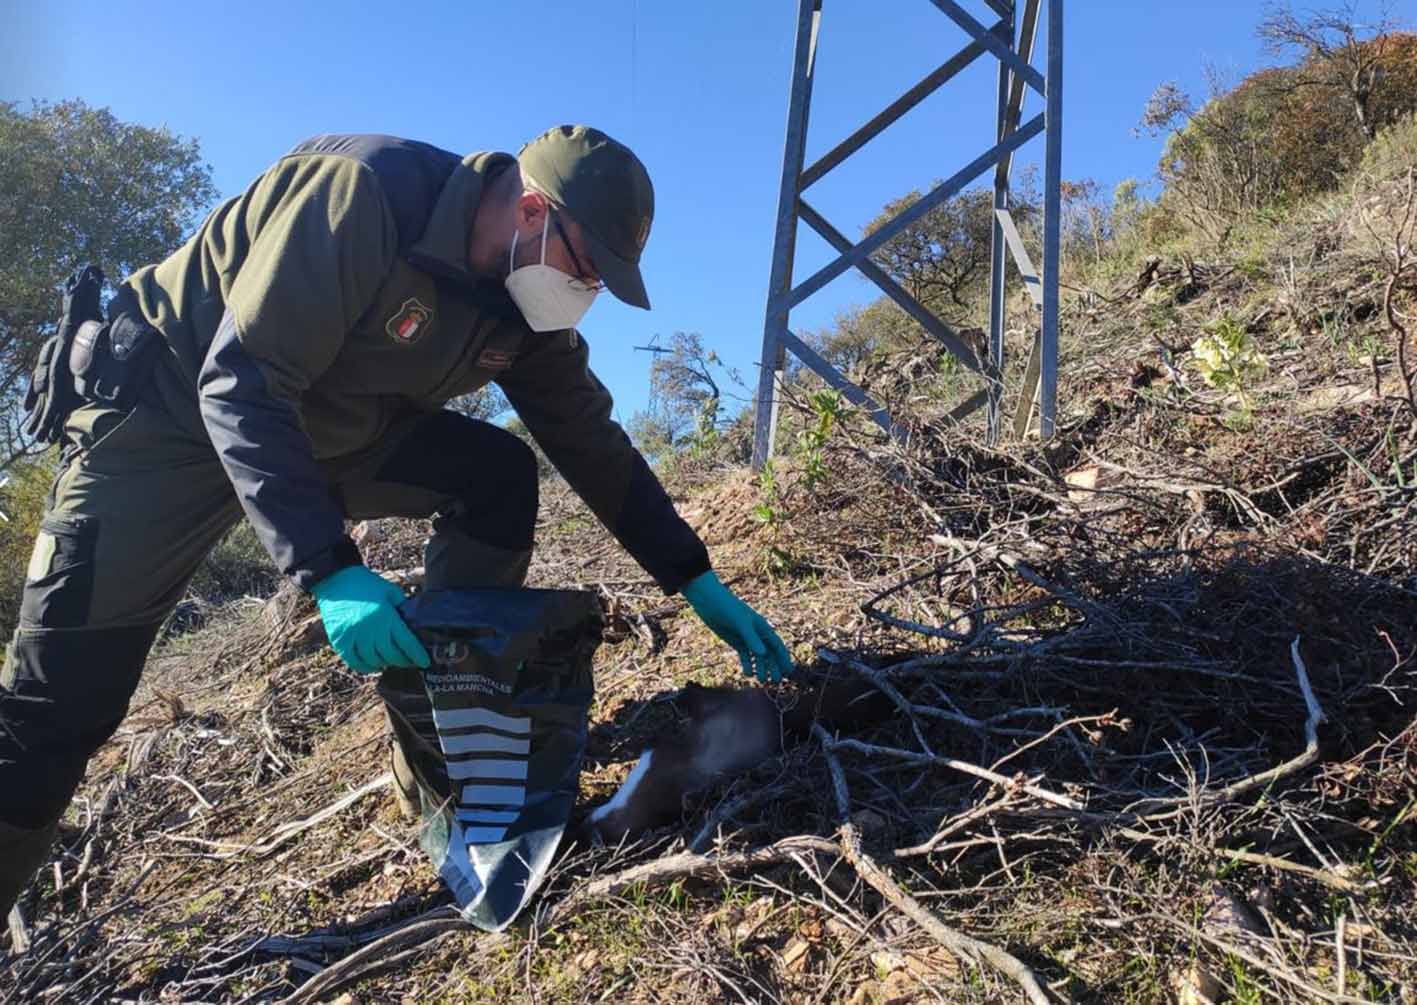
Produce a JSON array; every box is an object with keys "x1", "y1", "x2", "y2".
[{"x1": 0, "y1": 371, "x2": 538, "y2": 918}]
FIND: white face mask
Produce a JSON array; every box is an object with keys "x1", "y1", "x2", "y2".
[{"x1": 505, "y1": 214, "x2": 599, "y2": 332}]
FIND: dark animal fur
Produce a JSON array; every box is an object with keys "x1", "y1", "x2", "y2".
[{"x1": 585, "y1": 673, "x2": 892, "y2": 842}]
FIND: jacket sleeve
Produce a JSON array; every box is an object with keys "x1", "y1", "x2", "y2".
[
  {"x1": 497, "y1": 329, "x2": 711, "y2": 594},
  {"x1": 197, "y1": 157, "x2": 398, "y2": 589}
]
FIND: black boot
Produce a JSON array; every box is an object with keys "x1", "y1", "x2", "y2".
[
  {"x1": 392, "y1": 588, "x2": 603, "y2": 932},
  {"x1": 387, "y1": 712, "x2": 423, "y2": 822},
  {"x1": 0, "y1": 817, "x2": 58, "y2": 948}
]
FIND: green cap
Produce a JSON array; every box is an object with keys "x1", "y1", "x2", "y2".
[{"x1": 518, "y1": 124, "x2": 654, "y2": 310}]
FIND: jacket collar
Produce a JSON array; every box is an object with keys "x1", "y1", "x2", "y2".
[{"x1": 406, "y1": 150, "x2": 516, "y2": 290}]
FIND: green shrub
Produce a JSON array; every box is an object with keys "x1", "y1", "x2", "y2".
[
  {"x1": 0, "y1": 452, "x2": 58, "y2": 641},
  {"x1": 1358, "y1": 112, "x2": 1417, "y2": 183},
  {"x1": 796, "y1": 390, "x2": 846, "y2": 491},
  {"x1": 1144, "y1": 33, "x2": 1417, "y2": 242},
  {"x1": 1191, "y1": 316, "x2": 1269, "y2": 412},
  {"x1": 186, "y1": 520, "x2": 279, "y2": 604}
]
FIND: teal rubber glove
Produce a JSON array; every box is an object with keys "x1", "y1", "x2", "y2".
[
  {"x1": 681, "y1": 570, "x2": 794, "y2": 684},
  {"x1": 312, "y1": 566, "x2": 430, "y2": 675}
]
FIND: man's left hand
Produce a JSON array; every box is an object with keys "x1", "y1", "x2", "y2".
[{"x1": 681, "y1": 570, "x2": 794, "y2": 684}]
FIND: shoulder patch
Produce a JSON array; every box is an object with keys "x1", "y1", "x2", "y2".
[{"x1": 387, "y1": 298, "x2": 434, "y2": 344}]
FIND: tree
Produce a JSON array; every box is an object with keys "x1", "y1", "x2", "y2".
[
  {"x1": 0, "y1": 100, "x2": 217, "y2": 465},
  {"x1": 1138, "y1": 69, "x2": 1297, "y2": 238},
  {"x1": 502, "y1": 415, "x2": 554, "y2": 478},
  {"x1": 1257, "y1": 1, "x2": 1402, "y2": 141},
  {"x1": 448, "y1": 385, "x2": 510, "y2": 423},
  {"x1": 1140, "y1": 9, "x2": 1417, "y2": 238},
  {"x1": 627, "y1": 332, "x2": 740, "y2": 459},
  {"x1": 1109, "y1": 178, "x2": 1150, "y2": 245},
  {"x1": 1060, "y1": 179, "x2": 1111, "y2": 267},
  {"x1": 863, "y1": 187, "x2": 1005, "y2": 323},
  {"x1": 0, "y1": 454, "x2": 57, "y2": 639},
  {"x1": 626, "y1": 407, "x2": 677, "y2": 464},
  {"x1": 806, "y1": 298, "x2": 921, "y2": 375}
]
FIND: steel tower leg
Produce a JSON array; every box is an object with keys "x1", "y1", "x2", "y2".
[
  {"x1": 1040, "y1": 0, "x2": 1063, "y2": 438},
  {"x1": 986, "y1": 11, "x2": 1014, "y2": 444},
  {"x1": 752, "y1": 0, "x2": 821, "y2": 471}
]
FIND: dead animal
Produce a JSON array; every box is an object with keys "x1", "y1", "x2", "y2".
[{"x1": 585, "y1": 673, "x2": 892, "y2": 842}]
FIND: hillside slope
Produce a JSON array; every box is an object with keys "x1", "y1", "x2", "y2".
[{"x1": 5, "y1": 147, "x2": 1417, "y2": 1005}]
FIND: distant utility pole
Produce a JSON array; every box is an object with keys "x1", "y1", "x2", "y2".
[
  {"x1": 633, "y1": 334, "x2": 672, "y2": 357},
  {"x1": 633, "y1": 334, "x2": 672, "y2": 404}
]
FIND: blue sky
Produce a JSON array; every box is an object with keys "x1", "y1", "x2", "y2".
[{"x1": 7, "y1": 0, "x2": 1412, "y2": 423}]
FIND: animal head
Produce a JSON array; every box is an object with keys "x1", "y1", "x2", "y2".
[
  {"x1": 582, "y1": 674, "x2": 892, "y2": 844},
  {"x1": 585, "y1": 684, "x2": 781, "y2": 843}
]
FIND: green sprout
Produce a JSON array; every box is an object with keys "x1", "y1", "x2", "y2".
[{"x1": 1191, "y1": 316, "x2": 1268, "y2": 414}]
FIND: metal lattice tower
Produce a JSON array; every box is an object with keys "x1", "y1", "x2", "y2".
[{"x1": 751, "y1": 0, "x2": 1063, "y2": 469}]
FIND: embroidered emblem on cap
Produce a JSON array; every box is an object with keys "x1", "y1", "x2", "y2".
[
  {"x1": 477, "y1": 348, "x2": 517, "y2": 370},
  {"x1": 635, "y1": 215, "x2": 651, "y2": 251},
  {"x1": 386, "y1": 298, "x2": 433, "y2": 344}
]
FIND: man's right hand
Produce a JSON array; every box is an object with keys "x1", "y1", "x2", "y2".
[{"x1": 311, "y1": 566, "x2": 430, "y2": 674}]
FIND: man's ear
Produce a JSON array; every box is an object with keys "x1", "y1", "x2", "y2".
[{"x1": 515, "y1": 189, "x2": 549, "y2": 230}]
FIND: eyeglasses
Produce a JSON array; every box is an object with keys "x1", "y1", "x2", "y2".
[{"x1": 551, "y1": 212, "x2": 604, "y2": 292}]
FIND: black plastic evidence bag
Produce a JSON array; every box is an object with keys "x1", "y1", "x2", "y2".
[{"x1": 387, "y1": 588, "x2": 604, "y2": 931}]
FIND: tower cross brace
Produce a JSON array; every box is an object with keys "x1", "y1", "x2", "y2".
[{"x1": 751, "y1": 0, "x2": 1064, "y2": 468}]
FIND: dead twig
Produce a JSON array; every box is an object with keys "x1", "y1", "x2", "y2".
[
  {"x1": 276, "y1": 907, "x2": 469, "y2": 1005},
  {"x1": 814, "y1": 724, "x2": 1063, "y2": 1005},
  {"x1": 1212, "y1": 847, "x2": 1371, "y2": 895},
  {"x1": 1127, "y1": 635, "x2": 1326, "y2": 819},
  {"x1": 540, "y1": 834, "x2": 841, "y2": 930},
  {"x1": 162, "y1": 773, "x2": 392, "y2": 859},
  {"x1": 826, "y1": 736, "x2": 1085, "y2": 812}
]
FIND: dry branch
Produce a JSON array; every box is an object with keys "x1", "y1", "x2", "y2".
[
  {"x1": 1212, "y1": 847, "x2": 1371, "y2": 894},
  {"x1": 814, "y1": 724, "x2": 1062, "y2": 1005},
  {"x1": 163, "y1": 773, "x2": 392, "y2": 859},
  {"x1": 276, "y1": 907, "x2": 468, "y2": 1005},
  {"x1": 540, "y1": 834, "x2": 841, "y2": 930},
  {"x1": 826, "y1": 736, "x2": 1085, "y2": 812}
]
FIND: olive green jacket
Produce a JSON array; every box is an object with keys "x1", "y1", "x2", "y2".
[{"x1": 126, "y1": 134, "x2": 709, "y2": 592}]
